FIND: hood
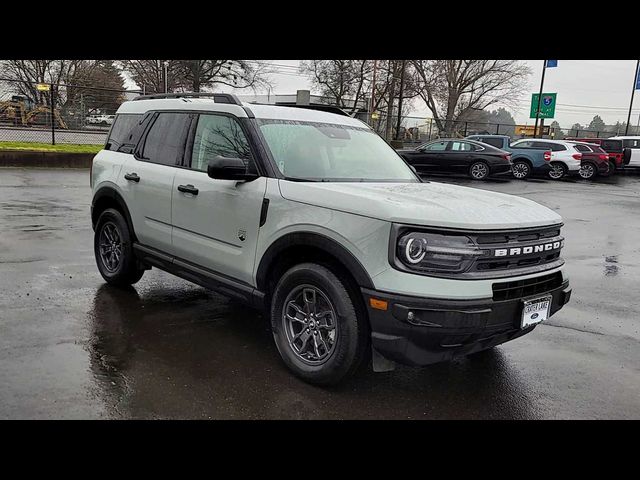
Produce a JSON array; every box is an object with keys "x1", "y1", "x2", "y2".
[{"x1": 278, "y1": 180, "x2": 561, "y2": 230}]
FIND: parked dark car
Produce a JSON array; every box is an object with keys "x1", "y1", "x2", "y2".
[
  {"x1": 397, "y1": 138, "x2": 512, "y2": 180},
  {"x1": 568, "y1": 142, "x2": 611, "y2": 180}
]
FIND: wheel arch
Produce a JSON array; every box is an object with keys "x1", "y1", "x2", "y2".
[
  {"x1": 91, "y1": 186, "x2": 137, "y2": 241},
  {"x1": 256, "y1": 232, "x2": 375, "y2": 295},
  {"x1": 511, "y1": 156, "x2": 533, "y2": 168}
]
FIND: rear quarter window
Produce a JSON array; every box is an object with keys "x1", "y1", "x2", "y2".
[
  {"x1": 105, "y1": 114, "x2": 143, "y2": 152},
  {"x1": 601, "y1": 140, "x2": 622, "y2": 152}
]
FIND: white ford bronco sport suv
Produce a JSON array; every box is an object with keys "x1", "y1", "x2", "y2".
[{"x1": 91, "y1": 93, "x2": 571, "y2": 385}]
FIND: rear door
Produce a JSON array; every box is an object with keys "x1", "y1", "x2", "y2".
[
  {"x1": 445, "y1": 140, "x2": 477, "y2": 172},
  {"x1": 119, "y1": 111, "x2": 191, "y2": 253},
  {"x1": 171, "y1": 112, "x2": 267, "y2": 285}
]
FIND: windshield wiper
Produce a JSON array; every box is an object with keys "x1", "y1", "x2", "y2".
[{"x1": 283, "y1": 176, "x2": 319, "y2": 182}]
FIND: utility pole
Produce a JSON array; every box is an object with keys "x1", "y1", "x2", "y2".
[
  {"x1": 370, "y1": 60, "x2": 377, "y2": 126},
  {"x1": 395, "y1": 60, "x2": 406, "y2": 141},
  {"x1": 533, "y1": 60, "x2": 547, "y2": 139},
  {"x1": 163, "y1": 61, "x2": 169, "y2": 93},
  {"x1": 50, "y1": 83, "x2": 56, "y2": 145},
  {"x1": 625, "y1": 59, "x2": 639, "y2": 135}
]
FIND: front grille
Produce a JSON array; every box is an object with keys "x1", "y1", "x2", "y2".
[
  {"x1": 492, "y1": 272, "x2": 563, "y2": 301},
  {"x1": 471, "y1": 226, "x2": 564, "y2": 274}
]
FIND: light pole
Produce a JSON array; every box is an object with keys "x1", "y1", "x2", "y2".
[
  {"x1": 625, "y1": 59, "x2": 640, "y2": 135},
  {"x1": 533, "y1": 60, "x2": 547, "y2": 139},
  {"x1": 163, "y1": 61, "x2": 168, "y2": 93}
]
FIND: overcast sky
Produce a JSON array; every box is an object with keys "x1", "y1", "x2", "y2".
[{"x1": 212, "y1": 60, "x2": 640, "y2": 129}]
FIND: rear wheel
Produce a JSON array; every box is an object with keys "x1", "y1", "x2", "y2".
[
  {"x1": 270, "y1": 263, "x2": 368, "y2": 386},
  {"x1": 469, "y1": 161, "x2": 489, "y2": 180},
  {"x1": 94, "y1": 208, "x2": 144, "y2": 287},
  {"x1": 601, "y1": 160, "x2": 616, "y2": 177},
  {"x1": 578, "y1": 162, "x2": 597, "y2": 180},
  {"x1": 548, "y1": 162, "x2": 567, "y2": 180},
  {"x1": 512, "y1": 160, "x2": 531, "y2": 179}
]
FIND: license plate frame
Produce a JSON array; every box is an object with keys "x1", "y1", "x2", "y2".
[{"x1": 521, "y1": 295, "x2": 552, "y2": 329}]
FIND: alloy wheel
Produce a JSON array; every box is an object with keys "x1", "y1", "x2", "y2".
[
  {"x1": 282, "y1": 285, "x2": 338, "y2": 365},
  {"x1": 470, "y1": 163, "x2": 488, "y2": 179},
  {"x1": 98, "y1": 222, "x2": 122, "y2": 273},
  {"x1": 512, "y1": 163, "x2": 530, "y2": 179},
  {"x1": 548, "y1": 164, "x2": 565, "y2": 179},
  {"x1": 579, "y1": 164, "x2": 595, "y2": 179}
]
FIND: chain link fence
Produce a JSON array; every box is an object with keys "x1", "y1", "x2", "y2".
[{"x1": 0, "y1": 79, "x2": 142, "y2": 146}]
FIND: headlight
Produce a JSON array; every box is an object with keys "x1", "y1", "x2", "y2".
[{"x1": 396, "y1": 231, "x2": 485, "y2": 274}]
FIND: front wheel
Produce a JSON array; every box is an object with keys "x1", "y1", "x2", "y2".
[
  {"x1": 270, "y1": 263, "x2": 368, "y2": 386},
  {"x1": 548, "y1": 162, "x2": 567, "y2": 180},
  {"x1": 469, "y1": 161, "x2": 489, "y2": 180},
  {"x1": 512, "y1": 160, "x2": 531, "y2": 179}
]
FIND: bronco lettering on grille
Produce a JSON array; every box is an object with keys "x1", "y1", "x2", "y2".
[{"x1": 494, "y1": 241, "x2": 562, "y2": 257}]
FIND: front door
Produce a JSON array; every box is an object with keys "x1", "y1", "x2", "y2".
[{"x1": 171, "y1": 113, "x2": 267, "y2": 285}]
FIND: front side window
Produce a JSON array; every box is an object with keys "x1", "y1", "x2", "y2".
[
  {"x1": 257, "y1": 119, "x2": 418, "y2": 182},
  {"x1": 424, "y1": 141, "x2": 448, "y2": 151},
  {"x1": 141, "y1": 113, "x2": 190, "y2": 166},
  {"x1": 191, "y1": 114, "x2": 253, "y2": 172}
]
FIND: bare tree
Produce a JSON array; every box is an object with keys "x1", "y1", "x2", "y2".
[
  {"x1": 176, "y1": 60, "x2": 270, "y2": 92},
  {"x1": 119, "y1": 60, "x2": 183, "y2": 94},
  {"x1": 412, "y1": 60, "x2": 531, "y2": 135},
  {"x1": 300, "y1": 60, "x2": 373, "y2": 115}
]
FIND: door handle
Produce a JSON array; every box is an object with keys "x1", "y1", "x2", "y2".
[
  {"x1": 177, "y1": 184, "x2": 199, "y2": 196},
  {"x1": 124, "y1": 173, "x2": 140, "y2": 183}
]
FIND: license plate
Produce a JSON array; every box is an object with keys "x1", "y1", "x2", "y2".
[{"x1": 521, "y1": 295, "x2": 552, "y2": 329}]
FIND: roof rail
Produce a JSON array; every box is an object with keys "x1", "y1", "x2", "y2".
[
  {"x1": 276, "y1": 104, "x2": 350, "y2": 117},
  {"x1": 131, "y1": 92, "x2": 242, "y2": 105}
]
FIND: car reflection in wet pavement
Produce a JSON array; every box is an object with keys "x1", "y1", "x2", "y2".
[{"x1": 1, "y1": 168, "x2": 639, "y2": 419}]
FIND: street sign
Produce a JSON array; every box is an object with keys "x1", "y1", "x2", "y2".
[
  {"x1": 515, "y1": 125, "x2": 550, "y2": 136},
  {"x1": 530, "y1": 93, "x2": 557, "y2": 119},
  {"x1": 546, "y1": 60, "x2": 558, "y2": 68},
  {"x1": 36, "y1": 83, "x2": 50, "y2": 91}
]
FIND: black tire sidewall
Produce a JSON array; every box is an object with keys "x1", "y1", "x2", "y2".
[
  {"x1": 94, "y1": 208, "x2": 141, "y2": 285},
  {"x1": 270, "y1": 263, "x2": 365, "y2": 386},
  {"x1": 469, "y1": 161, "x2": 489, "y2": 180}
]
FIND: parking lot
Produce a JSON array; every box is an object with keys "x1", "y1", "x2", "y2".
[{"x1": 0, "y1": 168, "x2": 639, "y2": 419}]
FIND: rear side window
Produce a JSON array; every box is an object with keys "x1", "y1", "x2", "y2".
[
  {"x1": 140, "y1": 113, "x2": 191, "y2": 166},
  {"x1": 573, "y1": 144, "x2": 591, "y2": 152},
  {"x1": 601, "y1": 140, "x2": 622, "y2": 152},
  {"x1": 623, "y1": 139, "x2": 640, "y2": 149},
  {"x1": 477, "y1": 137, "x2": 504, "y2": 148},
  {"x1": 450, "y1": 141, "x2": 474, "y2": 151},
  {"x1": 105, "y1": 114, "x2": 142, "y2": 152},
  {"x1": 548, "y1": 143, "x2": 566, "y2": 152}
]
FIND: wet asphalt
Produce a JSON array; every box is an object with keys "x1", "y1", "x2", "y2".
[{"x1": 0, "y1": 168, "x2": 639, "y2": 419}]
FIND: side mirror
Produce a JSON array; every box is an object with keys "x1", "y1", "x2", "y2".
[{"x1": 207, "y1": 156, "x2": 258, "y2": 181}]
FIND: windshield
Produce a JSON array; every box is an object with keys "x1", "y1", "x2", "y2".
[{"x1": 256, "y1": 119, "x2": 418, "y2": 182}]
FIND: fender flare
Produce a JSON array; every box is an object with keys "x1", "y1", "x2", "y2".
[
  {"x1": 256, "y1": 231, "x2": 375, "y2": 291},
  {"x1": 91, "y1": 186, "x2": 137, "y2": 240}
]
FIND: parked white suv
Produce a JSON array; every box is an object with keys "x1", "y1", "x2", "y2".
[
  {"x1": 90, "y1": 93, "x2": 571, "y2": 385},
  {"x1": 510, "y1": 138, "x2": 583, "y2": 179}
]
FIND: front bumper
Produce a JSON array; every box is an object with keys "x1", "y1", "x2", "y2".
[{"x1": 362, "y1": 279, "x2": 571, "y2": 366}]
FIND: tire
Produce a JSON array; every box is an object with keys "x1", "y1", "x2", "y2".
[
  {"x1": 512, "y1": 160, "x2": 531, "y2": 180},
  {"x1": 94, "y1": 208, "x2": 144, "y2": 287},
  {"x1": 270, "y1": 263, "x2": 368, "y2": 386},
  {"x1": 601, "y1": 160, "x2": 615, "y2": 177},
  {"x1": 547, "y1": 162, "x2": 567, "y2": 180},
  {"x1": 578, "y1": 162, "x2": 597, "y2": 180},
  {"x1": 469, "y1": 161, "x2": 489, "y2": 180}
]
